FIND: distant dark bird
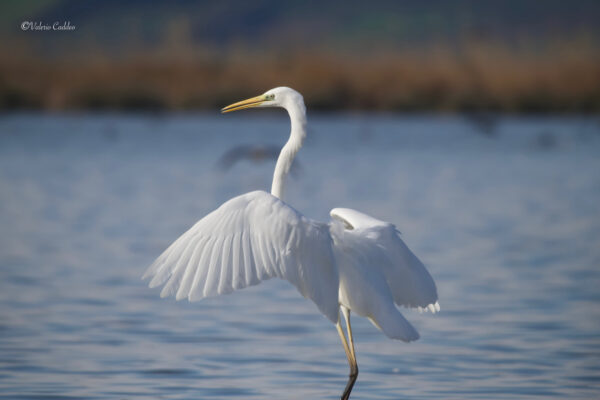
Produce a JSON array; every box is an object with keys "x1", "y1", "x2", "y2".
[
  {"x1": 464, "y1": 112, "x2": 499, "y2": 137},
  {"x1": 216, "y1": 144, "x2": 302, "y2": 177}
]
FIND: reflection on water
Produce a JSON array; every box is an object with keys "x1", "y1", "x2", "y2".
[{"x1": 0, "y1": 113, "x2": 599, "y2": 399}]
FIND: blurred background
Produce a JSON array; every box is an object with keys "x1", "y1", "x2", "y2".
[
  {"x1": 1, "y1": 0, "x2": 599, "y2": 113},
  {"x1": 1, "y1": 1, "x2": 599, "y2": 400}
]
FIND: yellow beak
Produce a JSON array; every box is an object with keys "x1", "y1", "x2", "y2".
[{"x1": 221, "y1": 94, "x2": 267, "y2": 113}]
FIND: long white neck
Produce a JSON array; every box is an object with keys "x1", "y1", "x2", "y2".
[{"x1": 271, "y1": 104, "x2": 306, "y2": 200}]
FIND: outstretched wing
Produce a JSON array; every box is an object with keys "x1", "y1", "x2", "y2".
[
  {"x1": 143, "y1": 190, "x2": 339, "y2": 323},
  {"x1": 330, "y1": 208, "x2": 439, "y2": 312}
]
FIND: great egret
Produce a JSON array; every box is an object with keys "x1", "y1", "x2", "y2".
[{"x1": 143, "y1": 87, "x2": 439, "y2": 399}]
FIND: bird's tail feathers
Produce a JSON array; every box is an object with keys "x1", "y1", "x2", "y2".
[{"x1": 369, "y1": 304, "x2": 420, "y2": 342}]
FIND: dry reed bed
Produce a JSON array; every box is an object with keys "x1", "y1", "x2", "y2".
[{"x1": 1, "y1": 41, "x2": 599, "y2": 112}]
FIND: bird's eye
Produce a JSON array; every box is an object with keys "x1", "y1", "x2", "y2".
[{"x1": 268, "y1": 94, "x2": 275, "y2": 100}]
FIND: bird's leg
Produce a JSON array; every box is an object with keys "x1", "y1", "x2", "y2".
[
  {"x1": 336, "y1": 321, "x2": 352, "y2": 365},
  {"x1": 342, "y1": 306, "x2": 357, "y2": 367},
  {"x1": 336, "y1": 321, "x2": 356, "y2": 400},
  {"x1": 337, "y1": 306, "x2": 358, "y2": 400}
]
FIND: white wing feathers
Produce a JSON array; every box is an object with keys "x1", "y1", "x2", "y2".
[
  {"x1": 330, "y1": 208, "x2": 439, "y2": 312},
  {"x1": 330, "y1": 221, "x2": 421, "y2": 342},
  {"x1": 143, "y1": 190, "x2": 340, "y2": 323},
  {"x1": 143, "y1": 192, "x2": 438, "y2": 335}
]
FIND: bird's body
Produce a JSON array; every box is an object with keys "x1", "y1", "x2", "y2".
[{"x1": 144, "y1": 87, "x2": 438, "y2": 399}]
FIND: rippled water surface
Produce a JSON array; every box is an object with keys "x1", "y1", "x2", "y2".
[{"x1": 1, "y1": 113, "x2": 599, "y2": 399}]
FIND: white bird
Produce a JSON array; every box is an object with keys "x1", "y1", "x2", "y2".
[{"x1": 143, "y1": 87, "x2": 439, "y2": 400}]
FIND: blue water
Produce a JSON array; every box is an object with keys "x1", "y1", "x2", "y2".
[{"x1": 0, "y1": 113, "x2": 599, "y2": 399}]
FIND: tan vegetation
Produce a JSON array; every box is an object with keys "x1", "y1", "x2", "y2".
[{"x1": 1, "y1": 38, "x2": 599, "y2": 112}]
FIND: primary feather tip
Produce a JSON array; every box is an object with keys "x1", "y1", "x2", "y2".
[{"x1": 418, "y1": 301, "x2": 440, "y2": 314}]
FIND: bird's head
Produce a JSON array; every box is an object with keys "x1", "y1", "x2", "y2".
[{"x1": 221, "y1": 87, "x2": 305, "y2": 115}]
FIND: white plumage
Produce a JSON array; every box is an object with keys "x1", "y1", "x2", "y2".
[
  {"x1": 143, "y1": 87, "x2": 438, "y2": 400},
  {"x1": 144, "y1": 190, "x2": 340, "y2": 322}
]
